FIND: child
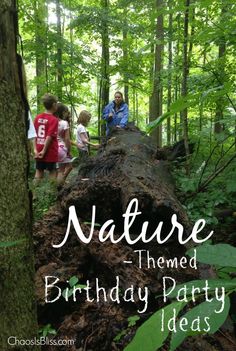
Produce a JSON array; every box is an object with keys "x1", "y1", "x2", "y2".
[
  {"x1": 34, "y1": 93, "x2": 58, "y2": 180},
  {"x1": 54, "y1": 103, "x2": 73, "y2": 184},
  {"x1": 73, "y1": 110, "x2": 100, "y2": 160}
]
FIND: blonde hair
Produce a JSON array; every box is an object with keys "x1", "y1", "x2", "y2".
[{"x1": 78, "y1": 110, "x2": 91, "y2": 126}]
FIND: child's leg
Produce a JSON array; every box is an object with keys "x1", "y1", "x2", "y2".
[
  {"x1": 63, "y1": 163, "x2": 73, "y2": 179},
  {"x1": 57, "y1": 164, "x2": 66, "y2": 184},
  {"x1": 46, "y1": 162, "x2": 57, "y2": 181},
  {"x1": 49, "y1": 169, "x2": 57, "y2": 180},
  {"x1": 34, "y1": 161, "x2": 45, "y2": 183},
  {"x1": 34, "y1": 169, "x2": 44, "y2": 180}
]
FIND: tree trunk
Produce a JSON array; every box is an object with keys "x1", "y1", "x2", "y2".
[
  {"x1": 56, "y1": 0, "x2": 63, "y2": 100},
  {"x1": 100, "y1": 0, "x2": 110, "y2": 136},
  {"x1": 0, "y1": 1, "x2": 39, "y2": 349},
  {"x1": 123, "y1": 19, "x2": 129, "y2": 106},
  {"x1": 214, "y1": 3, "x2": 227, "y2": 134},
  {"x1": 34, "y1": 0, "x2": 47, "y2": 112},
  {"x1": 181, "y1": 0, "x2": 190, "y2": 174},
  {"x1": 149, "y1": 0, "x2": 164, "y2": 147},
  {"x1": 167, "y1": 0, "x2": 173, "y2": 145}
]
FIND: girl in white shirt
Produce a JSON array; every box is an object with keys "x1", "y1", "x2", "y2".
[{"x1": 74, "y1": 110, "x2": 100, "y2": 161}]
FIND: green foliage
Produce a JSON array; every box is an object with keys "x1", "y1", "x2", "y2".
[
  {"x1": 174, "y1": 148, "x2": 236, "y2": 225},
  {"x1": 0, "y1": 239, "x2": 26, "y2": 248},
  {"x1": 124, "y1": 302, "x2": 185, "y2": 351},
  {"x1": 169, "y1": 297, "x2": 230, "y2": 351},
  {"x1": 38, "y1": 324, "x2": 57, "y2": 337},
  {"x1": 147, "y1": 93, "x2": 199, "y2": 133},
  {"x1": 83, "y1": 221, "x2": 101, "y2": 227},
  {"x1": 62, "y1": 276, "x2": 86, "y2": 300},
  {"x1": 125, "y1": 243, "x2": 236, "y2": 351},
  {"x1": 187, "y1": 243, "x2": 236, "y2": 268},
  {"x1": 32, "y1": 180, "x2": 58, "y2": 221},
  {"x1": 114, "y1": 315, "x2": 140, "y2": 343},
  {"x1": 127, "y1": 315, "x2": 140, "y2": 327}
]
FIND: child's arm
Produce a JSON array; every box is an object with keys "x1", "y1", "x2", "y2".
[
  {"x1": 37, "y1": 136, "x2": 53, "y2": 158},
  {"x1": 64, "y1": 129, "x2": 71, "y2": 152},
  {"x1": 78, "y1": 133, "x2": 100, "y2": 149},
  {"x1": 33, "y1": 138, "x2": 38, "y2": 157},
  {"x1": 119, "y1": 104, "x2": 129, "y2": 128},
  {"x1": 70, "y1": 140, "x2": 78, "y2": 147}
]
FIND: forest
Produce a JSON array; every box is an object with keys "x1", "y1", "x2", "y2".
[{"x1": 1, "y1": 0, "x2": 236, "y2": 350}]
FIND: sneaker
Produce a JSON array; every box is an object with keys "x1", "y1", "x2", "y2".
[{"x1": 71, "y1": 157, "x2": 80, "y2": 167}]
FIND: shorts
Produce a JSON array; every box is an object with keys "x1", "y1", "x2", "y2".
[{"x1": 36, "y1": 160, "x2": 57, "y2": 171}]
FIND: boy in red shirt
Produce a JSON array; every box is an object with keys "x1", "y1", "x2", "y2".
[{"x1": 34, "y1": 94, "x2": 58, "y2": 180}]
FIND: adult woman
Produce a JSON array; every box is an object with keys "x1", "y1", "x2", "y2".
[{"x1": 102, "y1": 91, "x2": 129, "y2": 135}]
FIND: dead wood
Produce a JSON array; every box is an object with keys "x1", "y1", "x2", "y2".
[{"x1": 33, "y1": 126, "x2": 235, "y2": 350}]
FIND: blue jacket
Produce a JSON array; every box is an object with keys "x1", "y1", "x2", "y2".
[{"x1": 102, "y1": 101, "x2": 129, "y2": 134}]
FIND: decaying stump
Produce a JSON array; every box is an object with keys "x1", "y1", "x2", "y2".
[{"x1": 33, "y1": 126, "x2": 234, "y2": 350}]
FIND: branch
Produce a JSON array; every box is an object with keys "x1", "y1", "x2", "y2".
[{"x1": 198, "y1": 152, "x2": 236, "y2": 193}]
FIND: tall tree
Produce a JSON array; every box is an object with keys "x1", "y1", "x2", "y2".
[
  {"x1": 99, "y1": 0, "x2": 110, "y2": 135},
  {"x1": 56, "y1": 0, "x2": 63, "y2": 100},
  {"x1": 34, "y1": 0, "x2": 47, "y2": 111},
  {"x1": 0, "y1": 1, "x2": 39, "y2": 349},
  {"x1": 149, "y1": 0, "x2": 164, "y2": 146},
  {"x1": 122, "y1": 9, "x2": 129, "y2": 105},
  {"x1": 214, "y1": 2, "x2": 227, "y2": 134},
  {"x1": 167, "y1": 0, "x2": 173, "y2": 145},
  {"x1": 181, "y1": 0, "x2": 190, "y2": 172}
]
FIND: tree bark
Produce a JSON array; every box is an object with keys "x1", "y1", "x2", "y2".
[
  {"x1": 214, "y1": 2, "x2": 227, "y2": 134},
  {"x1": 123, "y1": 20, "x2": 129, "y2": 105},
  {"x1": 0, "y1": 1, "x2": 39, "y2": 349},
  {"x1": 34, "y1": 0, "x2": 47, "y2": 111},
  {"x1": 99, "y1": 0, "x2": 110, "y2": 136},
  {"x1": 181, "y1": 0, "x2": 190, "y2": 174},
  {"x1": 167, "y1": 0, "x2": 173, "y2": 145},
  {"x1": 149, "y1": 0, "x2": 164, "y2": 147},
  {"x1": 56, "y1": 0, "x2": 63, "y2": 100}
]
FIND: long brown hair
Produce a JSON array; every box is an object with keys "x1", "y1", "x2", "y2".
[{"x1": 54, "y1": 103, "x2": 69, "y2": 119}]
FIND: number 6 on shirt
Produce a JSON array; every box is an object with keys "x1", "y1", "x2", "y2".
[{"x1": 38, "y1": 124, "x2": 45, "y2": 138}]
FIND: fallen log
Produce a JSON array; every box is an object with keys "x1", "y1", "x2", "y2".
[
  {"x1": 33, "y1": 126, "x2": 234, "y2": 351},
  {"x1": 58, "y1": 125, "x2": 191, "y2": 248}
]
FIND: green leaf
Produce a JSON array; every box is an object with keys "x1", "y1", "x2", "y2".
[
  {"x1": 218, "y1": 266, "x2": 236, "y2": 274},
  {"x1": 127, "y1": 315, "x2": 140, "y2": 327},
  {"x1": 69, "y1": 276, "x2": 79, "y2": 287},
  {"x1": 124, "y1": 301, "x2": 186, "y2": 351},
  {"x1": 166, "y1": 279, "x2": 236, "y2": 299},
  {"x1": 0, "y1": 239, "x2": 26, "y2": 248},
  {"x1": 114, "y1": 329, "x2": 127, "y2": 342},
  {"x1": 48, "y1": 328, "x2": 57, "y2": 335},
  {"x1": 75, "y1": 283, "x2": 87, "y2": 289},
  {"x1": 217, "y1": 272, "x2": 231, "y2": 280},
  {"x1": 146, "y1": 94, "x2": 198, "y2": 133},
  {"x1": 187, "y1": 244, "x2": 236, "y2": 268},
  {"x1": 170, "y1": 297, "x2": 230, "y2": 351},
  {"x1": 83, "y1": 221, "x2": 101, "y2": 227}
]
